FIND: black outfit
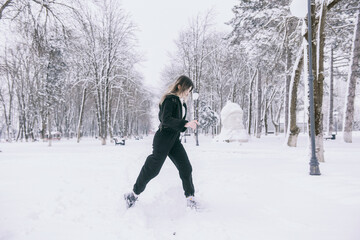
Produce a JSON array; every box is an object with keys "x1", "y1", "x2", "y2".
[{"x1": 133, "y1": 94, "x2": 195, "y2": 197}]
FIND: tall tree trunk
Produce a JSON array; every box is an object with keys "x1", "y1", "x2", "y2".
[
  {"x1": 264, "y1": 99, "x2": 268, "y2": 135},
  {"x1": 41, "y1": 111, "x2": 46, "y2": 140},
  {"x1": 94, "y1": 93, "x2": 102, "y2": 142},
  {"x1": 256, "y1": 69, "x2": 262, "y2": 138},
  {"x1": 77, "y1": 87, "x2": 87, "y2": 143},
  {"x1": 108, "y1": 88, "x2": 113, "y2": 141},
  {"x1": 343, "y1": 8, "x2": 360, "y2": 143},
  {"x1": 247, "y1": 70, "x2": 256, "y2": 135},
  {"x1": 312, "y1": 0, "x2": 327, "y2": 162},
  {"x1": 0, "y1": 89, "x2": 13, "y2": 142},
  {"x1": 284, "y1": 17, "x2": 297, "y2": 135},
  {"x1": 47, "y1": 111, "x2": 52, "y2": 147},
  {"x1": 0, "y1": 54, "x2": 15, "y2": 142},
  {"x1": 287, "y1": 48, "x2": 304, "y2": 147},
  {"x1": 103, "y1": 78, "x2": 109, "y2": 145},
  {"x1": 284, "y1": 44, "x2": 292, "y2": 135},
  {"x1": 271, "y1": 100, "x2": 283, "y2": 136},
  {"x1": 327, "y1": 46, "x2": 334, "y2": 135}
]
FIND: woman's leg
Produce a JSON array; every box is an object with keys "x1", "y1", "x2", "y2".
[
  {"x1": 168, "y1": 139, "x2": 195, "y2": 197},
  {"x1": 133, "y1": 130, "x2": 177, "y2": 195}
]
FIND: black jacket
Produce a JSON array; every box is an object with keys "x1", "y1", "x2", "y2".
[{"x1": 158, "y1": 94, "x2": 188, "y2": 132}]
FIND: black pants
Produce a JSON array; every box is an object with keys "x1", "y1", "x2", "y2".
[{"x1": 133, "y1": 129, "x2": 195, "y2": 197}]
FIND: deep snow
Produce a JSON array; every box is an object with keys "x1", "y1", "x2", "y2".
[{"x1": 0, "y1": 133, "x2": 359, "y2": 240}]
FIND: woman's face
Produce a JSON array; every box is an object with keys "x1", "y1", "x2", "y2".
[
  {"x1": 178, "y1": 85, "x2": 192, "y2": 99},
  {"x1": 179, "y1": 88, "x2": 191, "y2": 99},
  {"x1": 182, "y1": 87, "x2": 191, "y2": 98}
]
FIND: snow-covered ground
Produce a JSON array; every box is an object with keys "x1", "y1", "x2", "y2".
[{"x1": 0, "y1": 133, "x2": 359, "y2": 240}]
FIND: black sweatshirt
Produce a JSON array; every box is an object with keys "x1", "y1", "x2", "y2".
[{"x1": 158, "y1": 94, "x2": 188, "y2": 132}]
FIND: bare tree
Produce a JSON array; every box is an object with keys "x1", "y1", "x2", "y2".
[
  {"x1": 0, "y1": 0, "x2": 13, "y2": 20},
  {"x1": 247, "y1": 70, "x2": 256, "y2": 135},
  {"x1": 174, "y1": 11, "x2": 215, "y2": 121},
  {"x1": 327, "y1": 46, "x2": 335, "y2": 135},
  {"x1": 0, "y1": 48, "x2": 15, "y2": 141},
  {"x1": 256, "y1": 69, "x2": 262, "y2": 138},
  {"x1": 296, "y1": 0, "x2": 343, "y2": 161},
  {"x1": 287, "y1": 48, "x2": 304, "y2": 147},
  {"x1": 343, "y1": 7, "x2": 360, "y2": 143}
]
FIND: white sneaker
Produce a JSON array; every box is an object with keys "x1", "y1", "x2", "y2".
[
  {"x1": 186, "y1": 196, "x2": 197, "y2": 209},
  {"x1": 124, "y1": 192, "x2": 138, "y2": 208}
]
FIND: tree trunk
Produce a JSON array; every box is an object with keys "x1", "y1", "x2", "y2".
[
  {"x1": 264, "y1": 99, "x2": 268, "y2": 135},
  {"x1": 108, "y1": 88, "x2": 113, "y2": 141},
  {"x1": 77, "y1": 87, "x2": 87, "y2": 143},
  {"x1": 256, "y1": 69, "x2": 262, "y2": 138},
  {"x1": 0, "y1": 90, "x2": 13, "y2": 142},
  {"x1": 47, "y1": 111, "x2": 52, "y2": 147},
  {"x1": 327, "y1": 46, "x2": 334, "y2": 135},
  {"x1": 287, "y1": 48, "x2": 304, "y2": 147},
  {"x1": 247, "y1": 83, "x2": 253, "y2": 135},
  {"x1": 284, "y1": 44, "x2": 292, "y2": 135},
  {"x1": 94, "y1": 93, "x2": 102, "y2": 142},
  {"x1": 41, "y1": 112, "x2": 46, "y2": 140},
  {"x1": 312, "y1": 0, "x2": 327, "y2": 162},
  {"x1": 271, "y1": 99, "x2": 283, "y2": 136},
  {"x1": 284, "y1": 17, "x2": 297, "y2": 136},
  {"x1": 247, "y1": 70, "x2": 256, "y2": 135},
  {"x1": 343, "y1": 8, "x2": 360, "y2": 143}
]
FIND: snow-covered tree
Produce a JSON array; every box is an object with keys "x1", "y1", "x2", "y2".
[
  {"x1": 343, "y1": 6, "x2": 360, "y2": 143},
  {"x1": 198, "y1": 101, "x2": 219, "y2": 134},
  {"x1": 0, "y1": 49, "x2": 15, "y2": 141},
  {"x1": 228, "y1": 0, "x2": 302, "y2": 138},
  {"x1": 287, "y1": 48, "x2": 304, "y2": 146},
  {"x1": 0, "y1": 0, "x2": 151, "y2": 143}
]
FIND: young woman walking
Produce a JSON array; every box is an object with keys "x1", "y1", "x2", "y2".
[{"x1": 124, "y1": 75, "x2": 199, "y2": 209}]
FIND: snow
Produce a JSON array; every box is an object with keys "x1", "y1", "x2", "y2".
[
  {"x1": 1, "y1": 133, "x2": 360, "y2": 240},
  {"x1": 217, "y1": 101, "x2": 248, "y2": 142},
  {"x1": 289, "y1": 0, "x2": 307, "y2": 18}
]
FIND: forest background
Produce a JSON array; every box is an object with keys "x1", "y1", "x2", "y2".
[{"x1": 0, "y1": 0, "x2": 359, "y2": 163}]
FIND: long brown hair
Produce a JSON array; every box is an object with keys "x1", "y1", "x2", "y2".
[{"x1": 159, "y1": 75, "x2": 194, "y2": 105}]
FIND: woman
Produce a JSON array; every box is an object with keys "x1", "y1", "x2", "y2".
[{"x1": 124, "y1": 75, "x2": 199, "y2": 209}]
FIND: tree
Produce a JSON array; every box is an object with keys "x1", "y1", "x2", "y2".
[
  {"x1": 256, "y1": 68, "x2": 262, "y2": 138},
  {"x1": 75, "y1": 0, "x2": 139, "y2": 145},
  {"x1": 327, "y1": 46, "x2": 335, "y2": 135},
  {"x1": 0, "y1": 49, "x2": 15, "y2": 141},
  {"x1": 343, "y1": 6, "x2": 360, "y2": 143},
  {"x1": 0, "y1": 0, "x2": 150, "y2": 143},
  {"x1": 43, "y1": 37, "x2": 66, "y2": 146},
  {"x1": 287, "y1": 48, "x2": 304, "y2": 146},
  {"x1": 302, "y1": 0, "x2": 343, "y2": 162},
  {"x1": 173, "y1": 11, "x2": 215, "y2": 122},
  {"x1": 325, "y1": 0, "x2": 359, "y2": 134},
  {"x1": 228, "y1": 0, "x2": 302, "y2": 137},
  {"x1": 198, "y1": 101, "x2": 219, "y2": 134},
  {"x1": 0, "y1": 0, "x2": 78, "y2": 22}
]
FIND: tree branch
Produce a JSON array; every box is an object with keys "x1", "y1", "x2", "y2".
[
  {"x1": 0, "y1": 0, "x2": 13, "y2": 20},
  {"x1": 327, "y1": 0, "x2": 342, "y2": 11}
]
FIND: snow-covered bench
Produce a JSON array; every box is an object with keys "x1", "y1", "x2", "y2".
[
  {"x1": 324, "y1": 134, "x2": 336, "y2": 140},
  {"x1": 113, "y1": 137, "x2": 125, "y2": 145}
]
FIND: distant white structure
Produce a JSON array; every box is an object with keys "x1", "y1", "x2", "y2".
[{"x1": 217, "y1": 101, "x2": 248, "y2": 143}]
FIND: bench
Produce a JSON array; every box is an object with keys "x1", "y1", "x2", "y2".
[
  {"x1": 113, "y1": 137, "x2": 125, "y2": 145},
  {"x1": 324, "y1": 134, "x2": 336, "y2": 140}
]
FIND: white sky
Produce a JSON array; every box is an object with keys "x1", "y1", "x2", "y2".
[{"x1": 120, "y1": 0, "x2": 237, "y2": 89}]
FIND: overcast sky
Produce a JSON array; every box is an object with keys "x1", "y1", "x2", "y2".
[{"x1": 120, "y1": 0, "x2": 237, "y2": 90}]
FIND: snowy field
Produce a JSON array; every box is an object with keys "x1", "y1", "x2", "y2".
[{"x1": 0, "y1": 133, "x2": 359, "y2": 240}]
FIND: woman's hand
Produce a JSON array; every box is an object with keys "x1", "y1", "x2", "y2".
[{"x1": 185, "y1": 120, "x2": 199, "y2": 130}]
